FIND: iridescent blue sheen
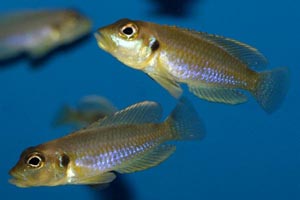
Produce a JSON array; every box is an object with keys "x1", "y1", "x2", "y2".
[
  {"x1": 75, "y1": 140, "x2": 157, "y2": 171},
  {"x1": 163, "y1": 53, "x2": 244, "y2": 86}
]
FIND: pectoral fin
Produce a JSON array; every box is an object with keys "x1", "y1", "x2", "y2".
[
  {"x1": 116, "y1": 144, "x2": 176, "y2": 174},
  {"x1": 189, "y1": 84, "x2": 248, "y2": 104},
  {"x1": 148, "y1": 73, "x2": 182, "y2": 98}
]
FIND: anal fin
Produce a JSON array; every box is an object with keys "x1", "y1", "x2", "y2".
[
  {"x1": 116, "y1": 144, "x2": 176, "y2": 174},
  {"x1": 189, "y1": 84, "x2": 248, "y2": 104}
]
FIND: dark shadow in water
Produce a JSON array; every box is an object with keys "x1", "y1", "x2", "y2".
[
  {"x1": 147, "y1": 0, "x2": 205, "y2": 18},
  {"x1": 90, "y1": 175, "x2": 136, "y2": 200},
  {"x1": 0, "y1": 33, "x2": 91, "y2": 70}
]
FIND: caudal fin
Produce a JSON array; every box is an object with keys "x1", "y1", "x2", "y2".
[
  {"x1": 165, "y1": 97, "x2": 205, "y2": 140},
  {"x1": 52, "y1": 106, "x2": 76, "y2": 127},
  {"x1": 253, "y1": 67, "x2": 289, "y2": 113}
]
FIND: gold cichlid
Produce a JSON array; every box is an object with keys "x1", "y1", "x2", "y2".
[
  {"x1": 94, "y1": 19, "x2": 289, "y2": 113},
  {"x1": 9, "y1": 98, "x2": 204, "y2": 187}
]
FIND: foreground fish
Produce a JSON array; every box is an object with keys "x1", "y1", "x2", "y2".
[
  {"x1": 9, "y1": 98, "x2": 204, "y2": 187},
  {"x1": 95, "y1": 19, "x2": 289, "y2": 113},
  {"x1": 53, "y1": 95, "x2": 117, "y2": 128},
  {"x1": 0, "y1": 9, "x2": 91, "y2": 60}
]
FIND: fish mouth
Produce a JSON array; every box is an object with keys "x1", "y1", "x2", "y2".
[
  {"x1": 9, "y1": 169, "x2": 28, "y2": 187},
  {"x1": 94, "y1": 31, "x2": 110, "y2": 52}
]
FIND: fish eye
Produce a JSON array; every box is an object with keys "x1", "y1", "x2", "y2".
[
  {"x1": 120, "y1": 23, "x2": 138, "y2": 39},
  {"x1": 26, "y1": 153, "x2": 44, "y2": 168}
]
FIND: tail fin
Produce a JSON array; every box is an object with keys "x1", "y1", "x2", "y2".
[
  {"x1": 165, "y1": 97, "x2": 205, "y2": 140},
  {"x1": 52, "y1": 106, "x2": 76, "y2": 127},
  {"x1": 252, "y1": 67, "x2": 289, "y2": 113}
]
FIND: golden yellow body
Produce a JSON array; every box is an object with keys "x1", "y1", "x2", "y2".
[
  {"x1": 9, "y1": 98, "x2": 204, "y2": 187},
  {"x1": 95, "y1": 19, "x2": 289, "y2": 113}
]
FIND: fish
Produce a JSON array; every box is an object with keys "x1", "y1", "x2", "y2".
[
  {"x1": 53, "y1": 95, "x2": 118, "y2": 129},
  {"x1": 0, "y1": 9, "x2": 91, "y2": 60},
  {"x1": 94, "y1": 19, "x2": 289, "y2": 113},
  {"x1": 9, "y1": 98, "x2": 205, "y2": 187}
]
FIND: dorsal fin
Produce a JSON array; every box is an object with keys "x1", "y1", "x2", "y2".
[
  {"x1": 187, "y1": 30, "x2": 268, "y2": 70},
  {"x1": 86, "y1": 101, "x2": 162, "y2": 129}
]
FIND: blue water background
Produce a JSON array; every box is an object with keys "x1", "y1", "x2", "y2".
[{"x1": 0, "y1": 0, "x2": 299, "y2": 199}]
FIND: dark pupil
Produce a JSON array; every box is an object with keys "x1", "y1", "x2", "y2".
[
  {"x1": 123, "y1": 27, "x2": 133, "y2": 35},
  {"x1": 28, "y1": 157, "x2": 40, "y2": 166}
]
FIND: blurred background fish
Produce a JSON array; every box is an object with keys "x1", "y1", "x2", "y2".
[
  {"x1": 9, "y1": 98, "x2": 205, "y2": 187},
  {"x1": 95, "y1": 19, "x2": 289, "y2": 113},
  {"x1": 53, "y1": 95, "x2": 117, "y2": 129},
  {"x1": 0, "y1": 8, "x2": 91, "y2": 63}
]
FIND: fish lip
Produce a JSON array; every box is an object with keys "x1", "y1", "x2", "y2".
[
  {"x1": 9, "y1": 169, "x2": 27, "y2": 187},
  {"x1": 9, "y1": 168, "x2": 23, "y2": 179},
  {"x1": 94, "y1": 31, "x2": 109, "y2": 51},
  {"x1": 9, "y1": 177, "x2": 30, "y2": 188}
]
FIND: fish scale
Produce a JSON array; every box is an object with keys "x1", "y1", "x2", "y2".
[
  {"x1": 10, "y1": 98, "x2": 204, "y2": 187},
  {"x1": 63, "y1": 125, "x2": 163, "y2": 172},
  {"x1": 157, "y1": 26, "x2": 253, "y2": 87},
  {"x1": 95, "y1": 19, "x2": 289, "y2": 112}
]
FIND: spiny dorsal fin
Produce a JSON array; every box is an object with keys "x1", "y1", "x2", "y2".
[
  {"x1": 86, "y1": 101, "x2": 162, "y2": 129},
  {"x1": 187, "y1": 30, "x2": 268, "y2": 70},
  {"x1": 116, "y1": 144, "x2": 176, "y2": 174}
]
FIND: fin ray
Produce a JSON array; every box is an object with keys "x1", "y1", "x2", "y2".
[
  {"x1": 166, "y1": 97, "x2": 205, "y2": 140},
  {"x1": 87, "y1": 101, "x2": 162, "y2": 129},
  {"x1": 252, "y1": 67, "x2": 289, "y2": 113},
  {"x1": 192, "y1": 31, "x2": 268, "y2": 70},
  {"x1": 147, "y1": 73, "x2": 183, "y2": 98},
  {"x1": 189, "y1": 84, "x2": 248, "y2": 104},
  {"x1": 71, "y1": 172, "x2": 116, "y2": 185}
]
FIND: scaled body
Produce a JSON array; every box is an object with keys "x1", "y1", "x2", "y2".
[
  {"x1": 95, "y1": 19, "x2": 289, "y2": 113},
  {"x1": 9, "y1": 98, "x2": 204, "y2": 187}
]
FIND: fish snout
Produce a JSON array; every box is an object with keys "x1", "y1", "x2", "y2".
[
  {"x1": 9, "y1": 166, "x2": 28, "y2": 187},
  {"x1": 94, "y1": 31, "x2": 110, "y2": 51},
  {"x1": 9, "y1": 165, "x2": 23, "y2": 179}
]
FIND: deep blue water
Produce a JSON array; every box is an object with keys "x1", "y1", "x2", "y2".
[{"x1": 1, "y1": 0, "x2": 299, "y2": 200}]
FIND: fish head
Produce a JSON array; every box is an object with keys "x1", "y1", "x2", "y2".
[
  {"x1": 9, "y1": 145, "x2": 70, "y2": 187},
  {"x1": 95, "y1": 18, "x2": 158, "y2": 70},
  {"x1": 52, "y1": 9, "x2": 92, "y2": 43}
]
